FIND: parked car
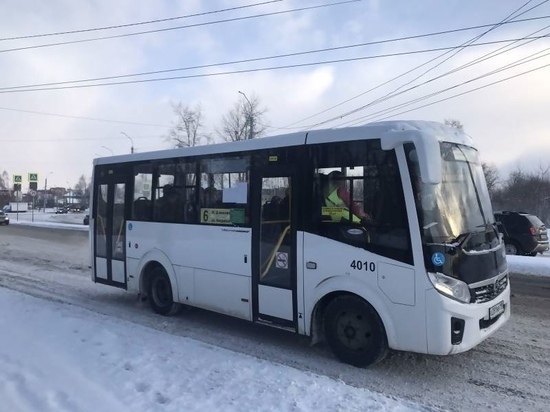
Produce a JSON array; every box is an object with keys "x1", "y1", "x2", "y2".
[
  {"x1": 494, "y1": 211, "x2": 549, "y2": 256},
  {"x1": 0, "y1": 211, "x2": 9, "y2": 225},
  {"x1": 55, "y1": 206, "x2": 70, "y2": 214}
]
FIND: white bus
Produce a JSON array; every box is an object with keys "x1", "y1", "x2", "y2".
[{"x1": 90, "y1": 120, "x2": 510, "y2": 367}]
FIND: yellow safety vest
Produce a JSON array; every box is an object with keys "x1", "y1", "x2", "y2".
[{"x1": 323, "y1": 188, "x2": 361, "y2": 223}]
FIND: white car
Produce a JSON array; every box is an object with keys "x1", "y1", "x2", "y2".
[{"x1": 0, "y1": 211, "x2": 9, "y2": 225}]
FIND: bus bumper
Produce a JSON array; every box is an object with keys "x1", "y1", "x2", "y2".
[{"x1": 424, "y1": 284, "x2": 511, "y2": 355}]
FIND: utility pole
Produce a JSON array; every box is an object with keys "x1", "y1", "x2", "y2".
[
  {"x1": 43, "y1": 177, "x2": 47, "y2": 211},
  {"x1": 238, "y1": 91, "x2": 253, "y2": 139}
]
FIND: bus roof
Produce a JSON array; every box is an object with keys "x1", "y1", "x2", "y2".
[{"x1": 93, "y1": 120, "x2": 474, "y2": 166}]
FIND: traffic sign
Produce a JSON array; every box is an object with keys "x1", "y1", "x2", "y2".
[
  {"x1": 29, "y1": 190, "x2": 37, "y2": 197},
  {"x1": 29, "y1": 173, "x2": 39, "y2": 182},
  {"x1": 14, "y1": 174, "x2": 22, "y2": 183},
  {"x1": 275, "y1": 252, "x2": 288, "y2": 269}
]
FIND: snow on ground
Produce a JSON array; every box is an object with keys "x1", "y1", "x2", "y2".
[
  {"x1": 506, "y1": 253, "x2": 550, "y2": 277},
  {"x1": 0, "y1": 288, "x2": 423, "y2": 412},
  {"x1": 2, "y1": 210, "x2": 548, "y2": 411},
  {"x1": 7, "y1": 209, "x2": 87, "y2": 231}
]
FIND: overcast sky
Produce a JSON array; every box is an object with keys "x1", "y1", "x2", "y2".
[{"x1": 1, "y1": 0, "x2": 549, "y2": 189}]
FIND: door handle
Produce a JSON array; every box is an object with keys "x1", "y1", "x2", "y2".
[{"x1": 306, "y1": 261, "x2": 317, "y2": 270}]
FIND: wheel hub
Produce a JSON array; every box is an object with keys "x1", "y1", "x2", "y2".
[
  {"x1": 344, "y1": 325, "x2": 357, "y2": 339},
  {"x1": 337, "y1": 310, "x2": 372, "y2": 350}
]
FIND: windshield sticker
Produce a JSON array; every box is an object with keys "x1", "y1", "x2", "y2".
[{"x1": 431, "y1": 252, "x2": 445, "y2": 266}]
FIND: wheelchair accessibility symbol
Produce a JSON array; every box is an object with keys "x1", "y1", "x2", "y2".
[{"x1": 431, "y1": 252, "x2": 445, "y2": 267}]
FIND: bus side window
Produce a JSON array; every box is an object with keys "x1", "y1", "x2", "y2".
[
  {"x1": 153, "y1": 162, "x2": 177, "y2": 223},
  {"x1": 199, "y1": 157, "x2": 250, "y2": 226},
  {"x1": 133, "y1": 164, "x2": 153, "y2": 221}
]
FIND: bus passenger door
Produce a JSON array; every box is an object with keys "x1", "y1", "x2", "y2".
[
  {"x1": 94, "y1": 173, "x2": 128, "y2": 289},
  {"x1": 252, "y1": 169, "x2": 297, "y2": 330}
]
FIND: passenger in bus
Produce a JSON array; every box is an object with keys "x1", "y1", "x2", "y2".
[
  {"x1": 156, "y1": 184, "x2": 180, "y2": 222},
  {"x1": 262, "y1": 196, "x2": 282, "y2": 221},
  {"x1": 203, "y1": 186, "x2": 221, "y2": 207},
  {"x1": 324, "y1": 171, "x2": 372, "y2": 224},
  {"x1": 279, "y1": 187, "x2": 291, "y2": 220}
]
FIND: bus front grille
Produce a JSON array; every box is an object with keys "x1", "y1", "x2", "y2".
[{"x1": 470, "y1": 275, "x2": 508, "y2": 303}]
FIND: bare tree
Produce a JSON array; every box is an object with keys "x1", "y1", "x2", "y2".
[
  {"x1": 444, "y1": 118, "x2": 464, "y2": 131},
  {"x1": 166, "y1": 102, "x2": 209, "y2": 148},
  {"x1": 0, "y1": 170, "x2": 8, "y2": 190},
  {"x1": 73, "y1": 175, "x2": 90, "y2": 206},
  {"x1": 482, "y1": 162, "x2": 499, "y2": 196},
  {"x1": 218, "y1": 93, "x2": 268, "y2": 142},
  {"x1": 491, "y1": 165, "x2": 550, "y2": 222}
]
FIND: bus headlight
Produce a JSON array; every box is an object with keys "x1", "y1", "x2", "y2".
[{"x1": 428, "y1": 272, "x2": 471, "y2": 303}]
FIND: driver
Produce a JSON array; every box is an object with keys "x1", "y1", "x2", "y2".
[{"x1": 323, "y1": 171, "x2": 372, "y2": 225}]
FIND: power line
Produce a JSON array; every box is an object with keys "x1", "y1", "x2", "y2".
[
  {"x1": 0, "y1": 35, "x2": 548, "y2": 94},
  {"x1": 336, "y1": 25, "x2": 550, "y2": 127},
  {"x1": 2, "y1": 66, "x2": 549, "y2": 144},
  {"x1": 0, "y1": 0, "x2": 361, "y2": 54},
  {"x1": 0, "y1": 106, "x2": 170, "y2": 128},
  {"x1": 2, "y1": 15, "x2": 549, "y2": 92},
  {"x1": 284, "y1": 0, "x2": 547, "y2": 130},
  {"x1": 306, "y1": 23, "x2": 550, "y2": 128},
  {"x1": 370, "y1": 61, "x2": 550, "y2": 123},
  {"x1": 0, "y1": 1, "x2": 282, "y2": 42},
  {"x1": 345, "y1": 46, "x2": 550, "y2": 125},
  {"x1": 0, "y1": 135, "x2": 161, "y2": 143},
  {"x1": 340, "y1": 0, "x2": 543, "y2": 125}
]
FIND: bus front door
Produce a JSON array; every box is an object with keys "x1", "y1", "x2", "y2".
[
  {"x1": 252, "y1": 169, "x2": 297, "y2": 330},
  {"x1": 93, "y1": 175, "x2": 128, "y2": 289}
]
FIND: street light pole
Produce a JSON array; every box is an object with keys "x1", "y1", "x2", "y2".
[
  {"x1": 121, "y1": 132, "x2": 134, "y2": 153},
  {"x1": 238, "y1": 91, "x2": 253, "y2": 139},
  {"x1": 101, "y1": 145, "x2": 114, "y2": 156},
  {"x1": 43, "y1": 172, "x2": 53, "y2": 211}
]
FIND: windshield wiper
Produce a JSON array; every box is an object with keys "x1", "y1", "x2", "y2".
[{"x1": 449, "y1": 232, "x2": 471, "y2": 247}]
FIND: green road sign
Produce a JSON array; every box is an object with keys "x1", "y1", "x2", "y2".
[
  {"x1": 29, "y1": 173, "x2": 38, "y2": 182},
  {"x1": 14, "y1": 174, "x2": 22, "y2": 183}
]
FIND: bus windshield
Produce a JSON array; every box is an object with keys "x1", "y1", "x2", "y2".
[{"x1": 408, "y1": 142, "x2": 494, "y2": 244}]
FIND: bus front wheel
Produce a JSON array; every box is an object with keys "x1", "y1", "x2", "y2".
[
  {"x1": 324, "y1": 295, "x2": 388, "y2": 367},
  {"x1": 147, "y1": 267, "x2": 181, "y2": 316}
]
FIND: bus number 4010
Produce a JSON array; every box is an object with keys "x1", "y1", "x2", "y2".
[{"x1": 350, "y1": 260, "x2": 376, "y2": 272}]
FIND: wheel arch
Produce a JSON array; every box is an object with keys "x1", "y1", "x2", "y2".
[
  {"x1": 308, "y1": 276, "x2": 396, "y2": 348},
  {"x1": 138, "y1": 249, "x2": 179, "y2": 302}
]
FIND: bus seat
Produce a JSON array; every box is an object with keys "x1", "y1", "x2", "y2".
[{"x1": 133, "y1": 197, "x2": 151, "y2": 221}]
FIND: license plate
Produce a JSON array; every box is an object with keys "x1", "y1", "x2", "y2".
[{"x1": 489, "y1": 301, "x2": 505, "y2": 319}]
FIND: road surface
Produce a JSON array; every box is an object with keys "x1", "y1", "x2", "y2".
[{"x1": 0, "y1": 224, "x2": 549, "y2": 411}]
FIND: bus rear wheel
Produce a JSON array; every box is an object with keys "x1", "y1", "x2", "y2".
[
  {"x1": 147, "y1": 267, "x2": 181, "y2": 316},
  {"x1": 324, "y1": 295, "x2": 388, "y2": 367}
]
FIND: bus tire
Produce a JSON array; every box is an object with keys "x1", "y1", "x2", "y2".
[
  {"x1": 324, "y1": 295, "x2": 388, "y2": 367},
  {"x1": 147, "y1": 267, "x2": 181, "y2": 316}
]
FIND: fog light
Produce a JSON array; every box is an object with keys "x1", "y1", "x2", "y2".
[{"x1": 451, "y1": 317, "x2": 465, "y2": 345}]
